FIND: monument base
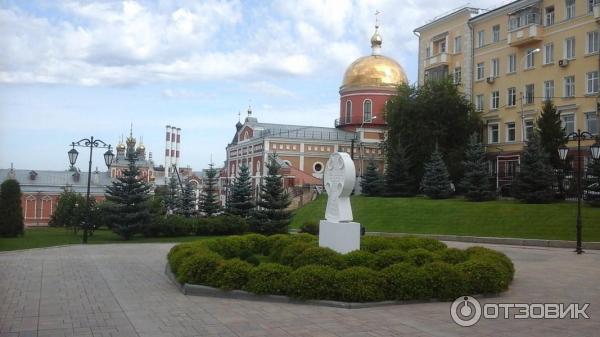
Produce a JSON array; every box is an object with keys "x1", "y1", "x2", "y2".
[{"x1": 318, "y1": 220, "x2": 361, "y2": 254}]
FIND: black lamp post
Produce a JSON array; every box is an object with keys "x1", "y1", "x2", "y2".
[
  {"x1": 68, "y1": 137, "x2": 114, "y2": 244},
  {"x1": 557, "y1": 131, "x2": 600, "y2": 254}
]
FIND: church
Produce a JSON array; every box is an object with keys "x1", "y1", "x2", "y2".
[{"x1": 223, "y1": 23, "x2": 408, "y2": 194}]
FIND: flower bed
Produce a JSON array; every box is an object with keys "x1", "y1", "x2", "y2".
[{"x1": 167, "y1": 234, "x2": 514, "y2": 303}]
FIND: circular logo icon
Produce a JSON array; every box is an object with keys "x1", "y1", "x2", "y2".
[{"x1": 450, "y1": 296, "x2": 482, "y2": 327}]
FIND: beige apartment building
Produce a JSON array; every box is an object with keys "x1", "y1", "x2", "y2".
[{"x1": 415, "y1": 0, "x2": 600, "y2": 190}]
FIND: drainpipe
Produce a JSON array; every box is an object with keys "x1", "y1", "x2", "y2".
[{"x1": 413, "y1": 31, "x2": 421, "y2": 85}]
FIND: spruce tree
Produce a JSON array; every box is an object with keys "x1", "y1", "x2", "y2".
[
  {"x1": 384, "y1": 140, "x2": 415, "y2": 196},
  {"x1": 0, "y1": 179, "x2": 24, "y2": 237},
  {"x1": 250, "y1": 155, "x2": 291, "y2": 234},
  {"x1": 199, "y1": 163, "x2": 220, "y2": 216},
  {"x1": 105, "y1": 150, "x2": 151, "y2": 240},
  {"x1": 513, "y1": 134, "x2": 555, "y2": 203},
  {"x1": 460, "y1": 134, "x2": 495, "y2": 201},
  {"x1": 164, "y1": 175, "x2": 180, "y2": 215},
  {"x1": 179, "y1": 179, "x2": 196, "y2": 217},
  {"x1": 360, "y1": 159, "x2": 384, "y2": 196},
  {"x1": 228, "y1": 164, "x2": 254, "y2": 218},
  {"x1": 537, "y1": 100, "x2": 566, "y2": 169},
  {"x1": 421, "y1": 147, "x2": 453, "y2": 199}
]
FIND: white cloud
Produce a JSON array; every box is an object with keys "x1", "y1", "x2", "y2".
[{"x1": 246, "y1": 81, "x2": 296, "y2": 97}]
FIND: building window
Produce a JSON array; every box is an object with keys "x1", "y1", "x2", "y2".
[
  {"x1": 439, "y1": 41, "x2": 446, "y2": 53},
  {"x1": 544, "y1": 80, "x2": 554, "y2": 101},
  {"x1": 454, "y1": 67, "x2": 462, "y2": 84},
  {"x1": 587, "y1": 71, "x2": 599, "y2": 94},
  {"x1": 544, "y1": 43, "x2": 554, "y2": 64},
  {"x1": 454, "y1": 36, "x2": 462, "y2": 53},
  {"x1": 586, "y1": 112, "x2": 598, "y2": 134},
  {"x1": 313, "y1": 162, "x2": 324, "y2": 173},
  {"x1": 363, "y1": 100, "x2": 372, "y2": 122},
  {"x1": 491, "y1": 58, "x2": 499, "y2": 77},
  {"x1": 426, "y1": 47, "x2": 431, "y2": 57},
  {"x1": 525, "y1": 120, "x2": 535, "y2": 140},
  {"x1": 508, "y1": 87, "x2": 517, "y2": 106},
  {"x1": 525, "y1": 84, "x2": 535, "y2": 104},
  {"x1": 491, "y1": 91, "x2": 500, "y2": 110},
  {"x1": 566, "y1": 0, "x2": 576, "y2": 19},
  {"x1": 492, "y1": 25, "x2": 500, "y2": 43},
  {"x1": 587, "y1": 31, "x2": 599, "y2": 54},
  {"x1": 477, "y1": 30, "x2": 485, "y2": 48},
  {"x1": 489, "y1": 124, "x2": 499, "y2": 144},
  {"x1": 508, "y1": 54, "x2": 517, "y2": 73},
  {"x1": 590, "y1": 0, "x2": 600, "y2": 12},
  {"x1": 506, "y1": 122, "x2": 516, "y2": 142},
  {"x1": 565, "y1": 37, "x2": 576, "y2": 59},
  {"x1": 476, "y1": 94, "x2": 484, "y2": 112},
  {"x1": 526, "y1": 48, "x2": 536, "y2": 69},
  {"x1": 545, "y1": 6, "x2": 555, "y2": 25},
  {"x1": 564, "y1": 76, "x2": 575, "y2": 97},
  {"x1": 562, "y1": 114, "x2": 575, "y2": 135},
  {"x1": 345, "y1": 100, "x2": 352, "y2": 124},
  {"x1": 477, "y1": 62, "x2": 485, "y2": 80}
]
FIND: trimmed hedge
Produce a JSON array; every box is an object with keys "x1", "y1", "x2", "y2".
[
  {"x1": 145, "y1": 214, "x2": 248, "y2": 237},
  {"x1": 168, "y1": 234, "x2": 515, "y2": 302}
]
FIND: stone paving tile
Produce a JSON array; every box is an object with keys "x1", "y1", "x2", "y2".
[{"x1": 1, "y1": 242, "x2": 600, "y2": 336}]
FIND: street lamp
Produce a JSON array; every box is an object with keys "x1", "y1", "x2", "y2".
[
  {"x1": 68, "y1": 137, "x2": 113, "y2": 244},
  {"x1": 558, "y1": 131, "x2": 600, "y2": 254}
]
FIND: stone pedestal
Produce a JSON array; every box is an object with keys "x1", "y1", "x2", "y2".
[{"x1": 319, "y1": 220, "x2": 361, "y2": 254}]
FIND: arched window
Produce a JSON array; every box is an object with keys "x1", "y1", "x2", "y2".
[
  {"x1": 256, "y1": 160, "x2": 261, "y2": 176},
  {"x1": 363, "y1": 99, "x2": 372, "y2": 122},
  {"x1": 345, "y1": 100, "x2": 352, "y2": 124}
]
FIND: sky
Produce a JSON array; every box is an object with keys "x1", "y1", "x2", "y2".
[{"x1": 0, "y1": 0, "x2": 501, "y2": 171}]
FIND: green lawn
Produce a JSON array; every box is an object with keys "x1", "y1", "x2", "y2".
[
  {"x1": 0, "y1": 227, "x2": 214, "y2": 252},
  {"x1": 291, "y1": 195, "x2": 600, "y2": 241}
]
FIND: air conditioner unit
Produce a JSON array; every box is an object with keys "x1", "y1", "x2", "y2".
[
  {"x1": 558, "y1": 59, "x2": 569, "y2": 67},
  {"x1": 486, "y1": 76, "x2": 495, "y2": 84}
]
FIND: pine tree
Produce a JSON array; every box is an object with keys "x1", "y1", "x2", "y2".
[
  {"x1": 179, "y1": 179, "x2": 196, "y2": 217},
  {"x1": 513, "y1": 134, "x2": 555, "y2": 203},
  {"x1": 537, "y1": 100, "x2": 566, "y2": 169},
  {"x1": 250, "y1": 155, "x2": 291, "y2": 234},
  {"x1": 105, "y1": 150, "x2": 151, "y2": 240},
  {"x1": 421, "y1": 147, "x2": 453, "y2": 199},
  {"x1": 164, "y1": 175, "x2": 180, "y2": 215},
  {"x1": 0, "y1": 179, "x2": 24, "y2": 237},
  {"x1": 384, "y1": 140, "x2": 415, "y2": 196},
  {"x1": 360, "y1": 159, "x2": 384, "y2": 196},
  {"x1": 228, "y1": 164, "x2": 254, "y2": 218},
  {"x1": 199, "y1": 163, "x2": 220, "y2": 216},
  {"x1": 460, "y1": 134, "x2": 495, "y2": 201}
]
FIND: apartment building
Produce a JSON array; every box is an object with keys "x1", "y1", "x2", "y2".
[{"x1": 415, "y1": 0, "x2": 600, "y2": 189}]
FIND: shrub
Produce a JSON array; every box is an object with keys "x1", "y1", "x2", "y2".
[
  {"x1": 361, "y1": 236, "x2": 396, "y2": 253},
  {"x1": 242, "y1": 233, "x2": 270, "y2": 255},
  {"x1": 167, "y1": 242, "x2": 205, "y2": 274},
  {"x1": 413, "y1": 237, "x2": 447, "y2": 252},
  {"x1": 177, "y1": 251, "x2": 223, "y2": 284},
  {"x1": 291, "y1": 233, "x2": 318, "y2": 243},
  {"x1": 373, "y1": 249, "x2": 407, "y2": 269},
  {"x1": 423, "y1": 262, "x2": 466, "y2": 300},
  {"x1": 299, "y1": 220, "x2": 319, "y2": 235},
  {"x1": 208, "y1": 258, "x2": 253, "y2": 290},
  {"x1": 439, "y1": 248, "x2": 469, "y2": 264},
  {"x1": 458, "y1": 259, "x2": 509, "y2": 294},
  {"x1": 245, "y1": 263, "x2": 293, "y2": 295},
  {"x1": 344, "y1": 250, "x2": 379, "y2": 268},
  {"x1": 204, "y1": 236, "x2": 249, "y2": 259},
  {"x1": 209, "y1": 215, "x2": 249, "y2": 235},
  {"x1": 287, "y1": 265, "x2": 337, "y2": 300},
  {"x1": 267, "y1": 234, "x2": 295, "y2": 261},
  {"x1": 406, "y1": 248, "x2": 437, "y2": 266},
  {"x1": 382, "y1": 263, "x2": 432, "y2": 300},
  {"x1": 466, "y1": 247, "x2": 515, "y2": 279},
  {"x1": 292, "y1": 247, "x2": 346, "y2": 269},
  {"x1": 0, "y1": 179, "x2": 24, "y2": 237},
  {"x1": 278, "y1": 242, "x2": 312, "y2": 266},
  {"x1": 335, "y1": 267, "x2": 386, "y2": 302}
]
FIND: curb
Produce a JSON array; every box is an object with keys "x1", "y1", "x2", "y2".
[
  {"x1": 164, "y1": 263, "x2": 496, "y2": 309},
  {"x1": 366, "y1": 232, "x2": 600, "y2": 250}
]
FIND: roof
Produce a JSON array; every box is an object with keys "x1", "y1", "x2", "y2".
[
  {"x1": 0, "y1": 168, "x2": 113, "y2": 195},
  {"x1": 414, "y1": 7, "x2": 481, "y2": 32},
  {"x1": 469, "y1": 0, "x2": 539, "y2": 23},
  {"x1": 238, "y1": 120, "x2": 356, "y2": 143}
]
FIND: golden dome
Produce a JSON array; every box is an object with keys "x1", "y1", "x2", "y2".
[
  {"x1": 341, "y1": 55, "x2": 408, "y2": 90},
  {"x1": 117, "y1": 143, "x2": 126, "y2": 151}
]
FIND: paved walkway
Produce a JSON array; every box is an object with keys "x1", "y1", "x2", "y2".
[{"x1": 0, "y1": 242, "x2": 598, "y2": 337}]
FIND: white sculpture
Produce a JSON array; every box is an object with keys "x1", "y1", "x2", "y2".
[{"x1": 319, "y1": 152, "x2": 361, "y2": 254}]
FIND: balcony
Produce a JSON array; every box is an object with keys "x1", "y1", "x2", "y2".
[
  {"x1": 507, "y1": 24, "x2": 543, "y2": 47},
  {"x1": 424, "y1": 52, "x2": 448, "y2": 69},
  {"x1": 595, "y1": 4, "x2": 600, "y2": 21}
]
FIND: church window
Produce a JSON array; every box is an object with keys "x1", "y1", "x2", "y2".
[
  {"x1": 313, "y1": 162, "x2": 324, "y2": 173},
  {"x1": 363, "y1": 99, "x2": 372, "y2": 122},
  {"x1": 345, "y1": 101, "x2": 352, "y2": 124}
]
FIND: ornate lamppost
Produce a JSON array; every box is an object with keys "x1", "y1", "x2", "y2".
[
  {"x1": 558, "y1": 132, "x2": 600, "y2": 254},
  {"x1": 68, "y1": 137, "x2": 114, "y2": 243}
]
